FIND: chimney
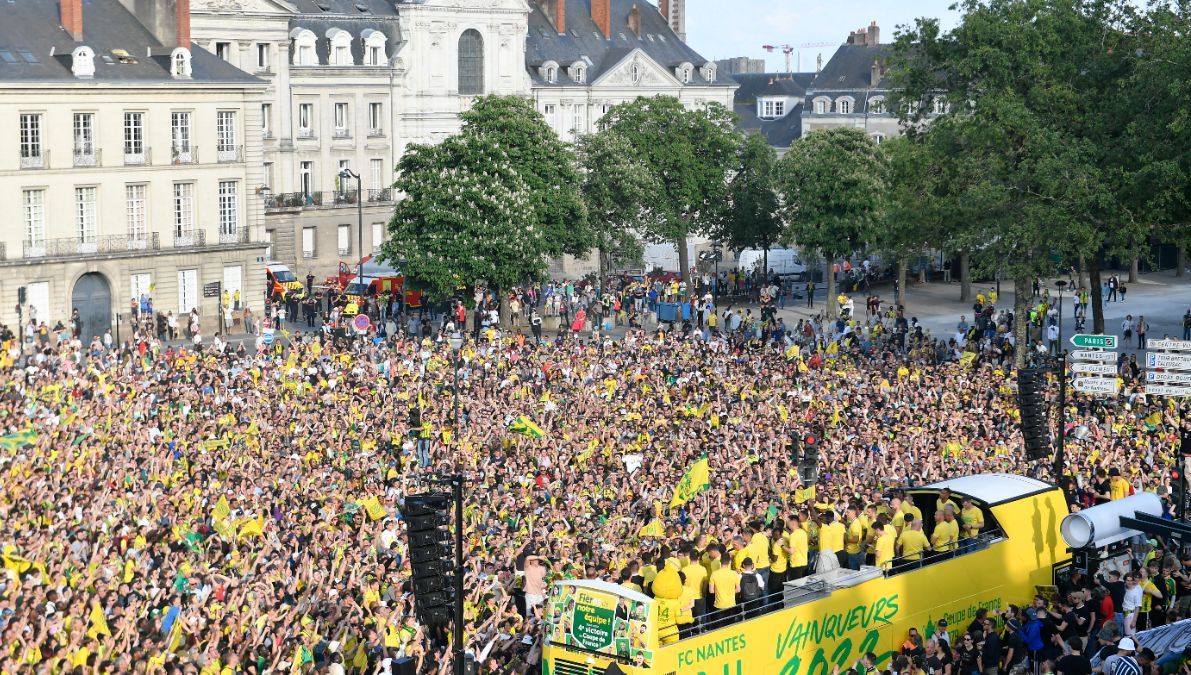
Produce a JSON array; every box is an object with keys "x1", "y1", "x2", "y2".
[
  {"x1": 60, "y1": 0, "x2": 83, "y2": 41},
  {"x1": 867, "y1": 21, "x2": 880, "y2": 46},
  {"x1": 541, "y1": 0, "x2": 566, "y2": 34},
  {"x1": 591, "y1": 0, "x2": 611, "y2": 39},
  {"x1": 870, "y1": 60, "x2": 881, "y2": 86},
  {"x1": 659, "y1": 0, "x2": 670, "y2": 23},
  {"x1": 176, "y1": 0, "x2": 191, "y2": 49},
  {"x1": 628, "y1": 3, "x2": 640, "y2": 36}
]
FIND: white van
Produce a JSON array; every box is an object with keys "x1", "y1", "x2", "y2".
[{"x1": 737, "y1": 248, "x2": 807, "y2": 277}]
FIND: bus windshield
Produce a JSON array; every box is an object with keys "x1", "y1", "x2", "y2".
[{"x1": 272, "y1": 270, "x2": 296, "y2": 283}]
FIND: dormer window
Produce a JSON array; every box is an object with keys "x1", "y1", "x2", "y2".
[
  {"x1": 291, "y1": 28, "x2": 318, "y2": 66},
  {"x1": 758, "y1": 98, "x2": 786, "y2": 120},
  {"x1": 539, "y1": 60, "x2": 559, "y2": 84},
  {"x1": 674, "y1": 61, "x2": 692, "y2": 84},
  {"x1": 932, "y1": 98, "x2": 950, "y2": 115},
  {"x1": 361, "y1": 29, "x2": 387, "y2": 66},
  {"x1": 812, "y1": 97, "x2": 829, "y2": 115},
  {"x1": 71, "y1": 46, "x2": 95, "y2": 79},
  {"x1": 568, "y1": 61, "x2": 586, "y2": 84},
  {"x1": 170, "y1": 47, "x2": 192, "y2": 78},
  {"x1": 701, "y1": 62, "x2": 716, "y2": 82},
  {"x1": 836, "y1": 97, "x2": 854, "y2": 114},
  {"x1": 327, "y1": 28, "x2": 353, "y2": 66},
  {"x1": 869, "y1": 97, "x2": 886, "y2": 114}
]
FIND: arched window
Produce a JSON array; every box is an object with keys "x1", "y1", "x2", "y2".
[
  {"x1": 813, "y1": 97, "x2": 829, "y2": 114},
  {"x1": 171, "y1": 48, "x2": 192, "y2": 78},
  {"x1": 291, "y1": 28, "x2": 317, "y2": 65},
  {"x1": 327, "y1": 28, "x2": 353, "y2": 66},
  {"x1": 361, "y1": 29, "x2": 387, "y2": 66},
  {"x1": 71, "y1": 46, "x2": 95, "y2": 79},
  {"x1": 869, "y1": 97, "x2": 886, "y2": 114},
  {"x1": 837, "y1": 97, "x2": 853, "y2": 114},
  {"x1": 674, "y1": 61, "x2": 692, "y2": 84},
  {"x1": 569, "y1": 61, "x2": 586, "y2": 84},
  {"x1": 539, "y1": 60, "x2": 559, "y2": 84},
  {"x1": 458, "y1": 29, "x2": 484, "y2": 95},
  {"x1": 701, "y1": 62, "x2": 716, "y2": 82}
]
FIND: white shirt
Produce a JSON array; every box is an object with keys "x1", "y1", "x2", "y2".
[{"x1": 1122, "y1": 584, "x2": 1143, "y2": 611}]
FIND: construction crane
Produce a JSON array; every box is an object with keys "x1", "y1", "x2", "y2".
[{"x1": 762, "y1": 41, "x2": 837, "y2": 73}]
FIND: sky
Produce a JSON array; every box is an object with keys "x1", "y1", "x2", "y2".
[{"x1": 684, "y1": 0, "x2": 963, "y2": 72}]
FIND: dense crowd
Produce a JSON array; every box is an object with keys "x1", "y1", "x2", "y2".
[{"x1": 0, "y1": 274, "x2": 1186, "y2": 675}]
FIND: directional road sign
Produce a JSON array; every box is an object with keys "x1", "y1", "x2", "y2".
[
  {"x1": 1145, "y1": 384, "x2": 1191, "y2": 397},
  {"x1": 1070, "y1": 350, "x2": 1118, "y2": 363},
  {"x1": 1070, "y1": 334, "x2": 1117, "y2": 349},
  {"x1": 1146, "y1": 370, "x2": 1191, "y2": 385},
  {"x1": 1070, "y1": 362, "x2": 1118, "y2": 376},
  {"x1": 1147, "y1": 339, "x2": 1191, "y2": 351},
  {"x1": 1146, "y1": 352, "x2": 1191, "y2": 371},
  {"x1": 1072, "y1": 377, "x2": 1121, "y2": 395}
]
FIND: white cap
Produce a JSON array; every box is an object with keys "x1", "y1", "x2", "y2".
[{"x1": 1118, "y1": 637, "x2": 1137, "y2": 651}]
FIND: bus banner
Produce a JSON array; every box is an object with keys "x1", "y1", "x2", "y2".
[{"x1": 546, "y1": 580, "x2": 657, "y2": 669}]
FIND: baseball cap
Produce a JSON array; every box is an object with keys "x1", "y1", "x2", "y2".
[{"x1": 1118, "y1": 637, "x2": 1136, "y2": 651}]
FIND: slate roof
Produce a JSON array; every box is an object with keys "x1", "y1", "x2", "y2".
[
  {"x1": 289, "y1": 0, "x2": 398, "y2": 15},
  {"x1": 525, "y1": 0, "x2": 734, "y2": 86},
  {"x1": 0, "y1": 0, "x2": 259, "y2": 83},
  {"x1": 731, "y1": 72, "x2": 814, "y2": 148},
  {"x1": 806, "y1": 43, "x2": 891, "y2": 93},
  {"x1": 288, "y1": 17, "x2": 403, "y2": 66}
]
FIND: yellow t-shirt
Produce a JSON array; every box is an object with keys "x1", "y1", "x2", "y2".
[
  {"x1": 770, "y1": 536, "x2": 789, "y2": 574},
  {"x1": 731, "y1": 547, "x2": 750, "y2": 572},
  {"x1": 875, "y1": 531, "x2": 895, "y2": 568},
  {"x1": 1110, "y1": 477, "x2": 1132, "y2": 501},
  {"x1": 931, "y1": 519, "x2": 959, "y2": 552},
  {"x1": 1141, "y1": 579, "x2": 1160, "y2": 613},
  {"x1": 709, "y1": 567, "x2": 740, "y2": 610},
  {"x1": 788, "y1": 528, "x2": 809, "y2": 567},
  {"x1": 700, "y1": 553, "x2": 722, "y2": 578},
  {"x1": 960, "y1": 506, "x2": 984, "y2": 535},
  {"x1": 900, "y1": 501, "x2": 923, "y2": 523},
  {"x1": 820, "y1": 521, "x2": 845, "y2": 553},
  {"x1": 936, "y1": 499, "x2": 960, "y2": 514},
  {"x1": 846, "y1": 519, "x2": 865, "y2": 555},
  {"x1": 681, "y1": 562, "x2": 708, "y2": 596},
  {"x1": 897, "y1": 529, "x2": 930, "y2": 561},
  {"x1": 749, "y1": 532, "x2": 771, "y2": 570}
]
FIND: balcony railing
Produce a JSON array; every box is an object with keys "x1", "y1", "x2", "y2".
[
  {"x1": 124, "y1": 146, "x2": 150, "y2": 166},
  {"x1": 216, "y1": 145, "x2": 242, "y2": 163},
  {"x1": 264, "y1": 189, "x2": 393, "y2": 212},
  {"x1": 173, "y1": 230, "x2": 207, "y2": 248},
  {"x1": 171, "y1": 146, "x2": 197, "y2": 164},
  {"x1": 73, "y1": 147, "x2": 100, "y2": 167},
  {"x1": 368, "y1": 128, "x2": 384, "y2": 138},
  {"x1": 297, "y1": 129, "x2": 316, "y2": 139},
  {"x1": 332, "y1": 128, "x2": 351, "y2": 139},
  {"x1": 20, "y1": 151, "x2": 46, "y2": 169},
  {"x1": 22, "y1": 233, "x2": 161, "y2": 259},
  {"x1": 218, "y1": 228, "x2": 250, "y2": 245}
]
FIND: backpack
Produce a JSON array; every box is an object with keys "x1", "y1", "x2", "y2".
[{"x1": 739, "y1": 572, "x2": 762, "y2": 602}]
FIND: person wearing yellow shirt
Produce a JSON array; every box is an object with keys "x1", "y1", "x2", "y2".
[
  {"x1": 895, "y1": 495, "x2": 923, "y2": 524},
  {"x1": 678, "y1": 548, "x2": 708, "y2": 620},
  {"x1": 730, "y1": 535, "x2": 751, "y2": 572},
  {"x1": 873, "y1": 520, "x2": 895, "y2": 569},
  {"x1": 819, "y1": 511, "x2": 847, "y2": 568},
  {"x1": 939, "y1": 506, "x2": 960, "y2": 553},
  {"x1": 935, "y1": 488, "x2": 960, "y2": 516},
  {"x1": 960, "y1": 496, "x2": 984, "y2": 543},
  {"x1": 700, "y1": 544, "x2": 723, "y2": 579},
  {"x1": 708, "y1": 544, "x2": 741, "y2": 613},
  {"x1": 787, "y1": 514, "x2": 809, "y2": 579},
  {"x1": 845, "y1": 506, "x2": 866, "y2": 570},
  {"x1": 897, "y1": 516, "x2": 931, "y2": 567},
  {"x1": 1109, "y1": 468, "x2": 1133, "y2": 500},
  {"x1": 748, "y1": 521, "x2": 772, "y2": 586}
]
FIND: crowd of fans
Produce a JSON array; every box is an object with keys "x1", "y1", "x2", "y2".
[{"x1": 0, "y1": 272, "x2": 1186, "y2": 675}]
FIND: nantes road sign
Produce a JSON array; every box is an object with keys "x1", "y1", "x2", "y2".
[
  {"x1": 1070, "y1": 350, "x2": 1117, "y2": 363},
  {"x1": 1145, "y1": 384, "x2": 1191, "y2": 397},
  {"x1": 1146, "y1": 352, "x2": 1191, "y2": 371},
  {"x1": 1070, "y1": 334, "x2": 1117, "y2": 349},
  {"x1": 1072, "y1": 377, "x2": 1120, "y2": 395},
  {"x1": 1070, "y1": 362, "x2": 1118, "y2": 376}
]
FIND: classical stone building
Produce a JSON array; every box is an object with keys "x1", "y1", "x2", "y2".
[
  {"x1": 0, "y1": 0, "x2": 268, "y2": 340},
  {"x1": 801, "y1": 22, "x2": 903, "y2": 143}
]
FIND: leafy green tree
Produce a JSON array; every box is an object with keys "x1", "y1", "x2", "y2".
[
  {"x1": 776, "y1": 128, "x2": 886, "y2": 319},
  {"x1": 873, "y1": 136, "x2": 940, "y2": 306},
  {"x1": 575, "y1": 131, "x2": 662, "y2": 278},
  {"x1": 459, "y1": 95, "x2": 591, "y2": 258},
  {"x1": 599, "y1": 96, "x2": 741, "y2": 279},
  {"x1": 717, "y1": 132, "x2": 784, "y2": 271},
  {"x1": 380, "y1": 133, "x2": 539, "y2": 301}
]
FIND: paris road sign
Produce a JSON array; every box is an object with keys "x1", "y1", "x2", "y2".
[
  {"x1": 1069, "y1": 350, "x2": 1117, "y2": 363},
  {"x1": 1070, "y1": 362, "x2": 1118, "y2": 376},
  {"x1": 1145, "y1": 384, "x2": 1191, "y2": 397},
  {"x1": 1072, "y1": 377, "x2": 1121, "y2": 395},
  {"x1": 1069, "y1": 334, "x2": 1117, "y2": 349},
  {"x1": 1147, "y1": 338, "x2": 1191, "y2": 351},
  {"x1": 1146, "y1": 370, "x2": 1191, "y2": 385},
  {"x1": 1146, "y1": 352, "x2": 1191, "y2": 371}
]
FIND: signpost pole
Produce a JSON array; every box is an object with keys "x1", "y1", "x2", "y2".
[
  {"x1": 1054, "y1": 350, "x2": 1066, "y2": 482},
  {"x1": 453, "y1": 474, "x2": 465, "y2": 675}
]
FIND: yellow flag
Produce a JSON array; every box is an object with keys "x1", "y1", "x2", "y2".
[
  {"x1": 669, "y1": 456, "x2": 711, "y2": 508},
  {"x1": 785, "y1": 344, "x2": 800, "y2": 360},
  {"x1": 212, "y1": 496, "x2": 231, "y2": 523},
  {"x1": 236, "y1": 515, "x2": 265, "y2": 539},
  {"x1": 362, "y1": 496, "x2": 387, "y2": 521},
  {"x1": 87, "y1": 602, "x2": 111, "y2": 640},
  {"x1": 778, "y1": 405, "x2": 789, "y2": 422},
  {"x1": 794, "y1": 486, "x2": 817, "y2": 504},
  {"x1": 638, "y1": 519, "x2": 666, "y2": 538}
]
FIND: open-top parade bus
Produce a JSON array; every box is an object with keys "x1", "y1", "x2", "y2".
[{"x1": 542, "y1": 474, "x2": 1076, "y2": 675}]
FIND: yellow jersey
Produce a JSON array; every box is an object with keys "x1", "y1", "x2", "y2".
[
  {"x1": 874, "y1": 531, "x2": 895, "y2": 569},
  {"x1": 897, "y1": 529, "x2": 930, "y2": 561},
  {"x1": 1110, "y1": 477, "x2": 1132, "y2": 501},
  {"x1": 681, "y1": 562, "x2": 708, "y2": 597},
  {"x1": 749, "y1": 532, "x2": 771, "y2": 570},
  {"x1": 708, "y1": 567, "x2": 740, "y2": 610},
  {"x1": 960, "y1": 506, "x2": 984, "y2": 536},
  {"x1": 845, "y1": 519, "x2": 865, "y2": 555},
  {"x1": 788, "y1": 528, "x2": 809, "y2": 567},
  {"x1": 820, "y1": 521, "x2": 846, "y2": 553},
  {"x1": 770, "y1": 535, "x2": 788, "y2": 574},
  {"x1": 731, "y1": 546, "x2": 750, "y2": 572}
]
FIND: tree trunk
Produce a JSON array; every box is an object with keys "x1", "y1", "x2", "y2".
[
  {"x1": 1178, "y1": 247, "x2": 1186, "y2": 277},
  {"x1": 959, "y1": 249, "x2": 972, "y2": 303},
  {"x1": 825, "y1": 254, "x2": 838, "y2": 320},
  {"x1": 896, "y1": 255, "x2": 908, "y2": 307},
  {"x1": 1089, "y1": 256, "x2": 1104, "y2": 335},
  {"x1": 1014, "y1": 273, "x2": 1031, "y2": 369},
  {"x1": 1077, "y1": 255, "x2": 1087, "y2": 291},
  {"x1": 763, "y1": 247, "x2": 769, "y2": 275},
  {"x1": 598, "y1": 246, "x2": 608, "y2": 282},
  {"x1": 1129, "y1": 256, "x2": 1139, "y2": 283},
  {"x1": 675, "y1": 237, "x2": 690, "y2": 282}
]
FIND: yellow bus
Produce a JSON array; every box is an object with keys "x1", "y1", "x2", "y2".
[{"x1": 542, "y1": 473, "x2": 1072, "y2": 675}]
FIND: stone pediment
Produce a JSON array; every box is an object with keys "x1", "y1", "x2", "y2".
[
  {"x1": 191, "y1": 0, "x2": 295, "y2": 15},
  {"x1": 592, "y1": 49, "x2": 681, "y2": 88}
]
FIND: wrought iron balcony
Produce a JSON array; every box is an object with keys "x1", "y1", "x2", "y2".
[
  {"x1": 218, "y1": 228, "x2": 251, "y2": 245},
  {"x1": 73, "y1": 146, "x2": 100, "y2": 167},
  {"x1": 366, "y1": 188, "x2": 392, "y2": 203},
  {"x1": 297, "y1": 129, "x2": 316, "y2": 139},
  {"x1": 263, "y1": 189, "x2": 393, "y2": 212},
  {"x1": 173, "y1": 230, "x2": 207, "y2": 248},
  {"x1": 124, "y1": 146, "x2": 150, "y2": 166},
  {"x1": 22, "y1": 233, "x2": 161, "y2": 259},
  {"x1": 332, "y1": 128, "x2": 351, "y2": 139},
  {"x1": 20, "y1": 150, "x2": 46, "y2": 169},
  {"x1": 171, "y1": 146, "x2": 197, "y2": 164},
  {"x1": 216, "y1": 145, "x2": 242, "y2": 163}
]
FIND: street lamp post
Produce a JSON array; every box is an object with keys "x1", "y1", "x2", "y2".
[
  {"x1": 448, "y1": 333, "x2": 463, "y2": 430},
  {"x1": 1053, "y1": 279, "x2": 1069, "y2": 483},
  {"x1": 338, "y1": 169, "x2": 363, "y2": 282}
]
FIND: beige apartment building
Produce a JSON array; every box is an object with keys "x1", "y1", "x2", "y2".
[{"x1": 0, "y1": 0, "x2": 267, "y2": 341}]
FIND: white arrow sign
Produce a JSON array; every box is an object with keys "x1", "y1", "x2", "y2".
[
  {"x1": 1072, "y1": 377, "x2": 1121, "y2": 395},
  {"x1": 1146, "y1": 370, "x2": 1191, "y2": 385},
  {"x1": 1146, "y1": 352, "x2": 1191, "y2": 371},
  {"x1": 1070, "y1": 362, "x2": 1118, "y2": 375},
  {"x1": 1070, "y1": 350, "x2": 1118, "y2": 363},
  {"x1": 1145, "y1": 384, "x2": 1191, "y2": 397},
  {"x1": 1147, "y1": 339, "x2": 1191, "y2": 351}
]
